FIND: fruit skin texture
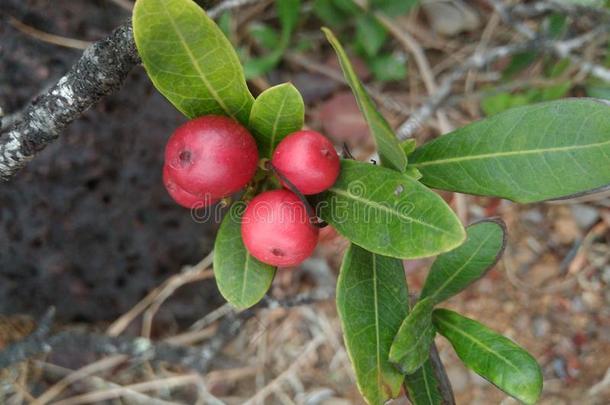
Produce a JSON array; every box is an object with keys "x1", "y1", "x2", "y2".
[
  {"x1": 165, "y1": 115, "x2": 259, "y2": 199},
  {"x1": 242, "y1": 190, "x2": 319, "y2": 267},
  {"x1": 163, "y1": 165, "x2": 218, "y2": 209},
  {"x1": 272, "y1": 130, "x2": 340, "y2": 195}
]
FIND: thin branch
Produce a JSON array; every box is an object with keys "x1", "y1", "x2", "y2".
[
  {"x1": 429, "y1": 343, "x2": 455, "y2": 405},
  {"x1": 0, "y1": 311, "x2": 242, "y2": 372},
  {"x1": 0, "y1": 0, "x2": 266, "y2": 182},
  {"x1": 0, "y1": 21, "x2": 139, "y2": 182},
  {"x1": 8, "y1": 17, "x2": 91, "y2": 50},
  {"x1": 510, "y1": 0, "x2": 610, "y2": 20},
  {"x1": 396, "y1": 40, "x2": 538, "y2": 139},
  {"x1": 396, "y1": 24, "x2": 609, "y2": 140}
]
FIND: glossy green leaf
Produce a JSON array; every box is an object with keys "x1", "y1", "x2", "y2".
[
  {"x1": 316, "y1": 160, "x2": 466, "y2": 259},
  {"x1": 389, "y1": 297, "x2": 435, "y2": 374},
  {"x1": 410, "y1": 99, "x2": 610, "y2": 203},
  {"x1": 401, "y1": 139, "x2": 417, "y2": 156},
  {"x1": 133, "y1": 0, "x2": 254, "y2": 124},
  {"x1": 249, "y1": 83, "x2": 305, "y2": 157},
  {"x1": 405, "y1": 166, "x2": 422, "y2": 180},
  {"x1": 420, "y1": 220, "x2": 506, "y2": 305},
  {"x1": 337, "y1": 244, "x2": 408, "y2": 404},
  {"x1": 403, "y1": 359, "x2": 444, "y2": 405},
  {"x1": 433, "y1": 309, "x2": 543, "y2": 405},
  {"x1": 323, "y1": 28, "x2": 408, "y2": 172},
  {"x1": 213, "y1": 204, "x2": 276, "y2": 309}
]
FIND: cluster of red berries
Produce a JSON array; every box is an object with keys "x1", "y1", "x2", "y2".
[{"x1": 163, "y1": 115, "x2": 340, "y2": 267}]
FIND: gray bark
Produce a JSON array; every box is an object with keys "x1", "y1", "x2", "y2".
[{"x1": 0, "y1": 21, "x2": 139, "y2": 182}]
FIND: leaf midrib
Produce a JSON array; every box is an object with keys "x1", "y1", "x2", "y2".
[
  {"x1": 159, "y1": 0, "x2": 232, "y2": 117},
  {"x1": 412, "y1": 139, "x2": 610, "y2": 168},
  {"x1": 328, "y1": 187, "x2": 453, "y2": 236},
  {"x1": 427, "y1": 232, "x2": 495, "y2": 302},
  {"x1": 268, "y1": 90, "x2": 290, "y2": 156},
  {"x1": 421, "y1": 365, "x2": 434, "y2": 405},
  {"x1": 435, "y1": 315, "x2": 521, "y2": 373},
  {"x1": 372, "y1": 253, "x2": 383, "y2": 398},
  {"x1": 240, "y1": 252, "x2": 251, "y2": 305}
]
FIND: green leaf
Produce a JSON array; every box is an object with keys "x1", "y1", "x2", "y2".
[
  {"x1": 244, "y1": 53, "x2": 282, "y2": 79},
  {"x1": 405, "y1": 166, "x2": 422, "y2": 180},
  {"x1": 420, "y1": 220, "x2": 506, "y2": 305},
  {"x1": 433, "y1": 309, "x2": 543, "y2": 405},
  {"x1": 403, "y1": 359, "x2": 444, "y2": 405},
  {"x1": 323, "y1": 28, "x2": 408, "y2": 172},
  {"x1": 133, "y1": 0, "x2": 254, "y2": 124},
  {"x1": 249, "y1": 83, "x2": 305, "y2": 157},
  {"x1": 333, "y1": 0, "x2": 360, "y2": 14},
  {"x1": 213, "y1": 203, "x2": 276, "y2": 309},
  {"x1": 217, "y1": 11, "x2": 233, "y2": 40},
  {"x1": 481, "y1": 92, "x2": 532, "y2": 116},
  {"x1": 337, "y1": 244, "x2": 408, "y2": 404},
  {"x1": 277, "y1": 0, "x2": 300, "y2": 34},
  {"x1": 401, "y1": 139, "x2": 417, "y2": 155},
  {"x1": 371, "y1": 0, "x2": 420, "y2": 15},
  {"x1": 389, "y1": 297, "x2": 435, "y2": 374},
  {"x1": 355, "y1": 15, "x2": 388, "y2": 57},
  {"x1": 316, "y1": 160, "x2": 466, "y2": 259},
  {"x1": 587, "y1": 83, "x2": 610, "y2": 100},
  {"x1": 368, "y1": 53, "x2": 408, "y2": 82},
  {"x1": 502, "y1": 51, "x2": 538, "y2": 79},
  {"x1": 243, "y1": 0, "x2": 300, "y2": 79},
  {"x1": 410, "y1": 99, "x2": 610, "y2": 203},
  {"x1": 249, "y1": 23, "x2": 280, "y2": 49},
  {"x1": 313, "y1": 0, "x2": 352, "y2": 27}
]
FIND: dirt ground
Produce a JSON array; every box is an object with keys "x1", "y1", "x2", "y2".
[{"x1": 0, "y1": 0, "x2": 609, "y2": 404}]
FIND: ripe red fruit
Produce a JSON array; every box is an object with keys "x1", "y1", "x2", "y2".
[
  {"x1": 272, "y1": 130, "x2": 340, "y2": 195},
  {"x1": 163, "y1": 165, "x2": 217, "y2": 209},
  {"x1": 165, "y1": 115, "x2": 259, "y2": 199},
  {"x1": 241, "y1": 189, "x2": 319, "y2": 267}
]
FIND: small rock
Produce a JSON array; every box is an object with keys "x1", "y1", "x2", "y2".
[
  {"x1": 570, "y1": 204, "x2": 600, "y2": 230},
  {"x1": 553, "y1": 356, "x2": 568, "y2": 380},
  {"x1": 601, "y1": 265, "x2": 610, "y2": 284},
  {"x1": 421, "y1": 0, "x2": 480, "y2": 36},
  {"x1": 532, "y1": 316, "x2": 551, "y2": 337},
  {"x1": 522, "y1": 209, "x2": 544, "y2": 224}
]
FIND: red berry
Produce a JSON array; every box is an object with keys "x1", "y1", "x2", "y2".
[
  {"x1": 165, "y1": 115, "x2": 259, "y2": 199},
  {"x1": 163, "y1": 165, "x2": 218, "y2": 209},
  {"x1": 241, "y1": 190, "x2": 319, "y2": 267},
  {"x1": 272, "y1": 130, "x2": 340, "y2": 195}
]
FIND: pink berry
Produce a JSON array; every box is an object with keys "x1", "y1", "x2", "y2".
[
  {"x1": 272, "y1": 130, "x2": 340, "y2": 195},
  {"x1": 165, "y1": 115, "x2": 259, "y2": 199},
  {"x1": 163, "y1": 165, "x2": 218, "y2": 209},
  {"x1": 241, "y1": 190, "x2": 319, "y2": 267}
]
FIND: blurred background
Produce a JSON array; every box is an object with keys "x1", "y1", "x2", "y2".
[{"x1": 0, "y1": 0, "x2": 609, "y2": 403}]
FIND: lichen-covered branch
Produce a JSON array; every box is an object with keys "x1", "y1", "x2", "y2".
[{"x1": 0, "y1": 21, "x2": 139, "y2": 182}]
